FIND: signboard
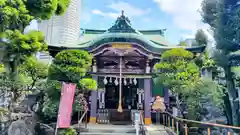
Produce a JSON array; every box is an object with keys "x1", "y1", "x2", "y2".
[
  {"x1": 57, "y1": 83, "x2": 76, "y2": 128},
  {"x1": 112, "y1": 43, "x2": 132, "y2": 49},
  {"x1": 135, "y1": 112, "x2": 140, "y2": 122}
]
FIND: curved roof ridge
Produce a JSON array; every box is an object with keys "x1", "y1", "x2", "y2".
[{"x1": 85, "y1": 33, "x2": 205, "y2": 49}]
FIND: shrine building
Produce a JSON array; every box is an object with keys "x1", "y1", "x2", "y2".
[{"x1": 47, "y1": 11, "x2": 205, "y2": 125}]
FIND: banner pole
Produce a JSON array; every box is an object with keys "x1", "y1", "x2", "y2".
[
  {"x1": 55, "y1": 82, "x2": 64, "y2": 135},
  {"x1": 55, "y1": 115, "x2": 59, "y2": 135}
]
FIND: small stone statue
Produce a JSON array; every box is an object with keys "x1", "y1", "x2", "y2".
[
  {"x1": 8, "y1": 120, "x2": 33, "y2": 135},
  {"x1": 152, "y1": 96, "x2": 166, "y2": 112}
]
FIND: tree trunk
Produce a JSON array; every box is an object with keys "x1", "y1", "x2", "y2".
[
  {"x1": 223, "y1": 93, "x2": 233, "y2": 125},
  {"x1": 224, "y1": 66, "x2": 239, "y2": 126}
]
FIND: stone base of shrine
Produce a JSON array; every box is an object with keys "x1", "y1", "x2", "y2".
[
  {"x1": 89, "y1": 117, "x2": 97, "y2": 123},
  {"x1": 144, "y1": 117, "x2": 152, "y2": 125}
]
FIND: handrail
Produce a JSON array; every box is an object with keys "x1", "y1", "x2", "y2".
[
  {"x1": 139, "y1": 110, "x2": 146, "y2": 135},
  {"x1": 164, "y1": 111, "x2": 240, "y2": 129},
  {"x1": 159, "y1": 111, "x2": 240, "y2": 135},
  {"x1": 78, "y1": 109, "x2": 88, "y2": 124},
  {"x1": 78, "y1": 109, "x2": 88, "y2": 132}
]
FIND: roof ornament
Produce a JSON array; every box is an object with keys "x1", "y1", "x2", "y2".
[
  {"x1": 107, "y1": 10, "x2": 137, "y2": 33},
  {"x1": 121, "y1": 10, "x2": 124, "y2": 16}
]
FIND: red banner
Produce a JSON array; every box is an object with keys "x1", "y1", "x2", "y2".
[{"x1": 57, "y1": 83, "x2": 76, "y2": 128}]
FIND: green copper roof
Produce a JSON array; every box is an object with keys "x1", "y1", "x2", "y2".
[
  {"x1": 77, "y1": 32, "x2": 172, "y2": 46},
  {"x1": 75, "y1": 11, "x2": 173, "y2": 47},
  {"x1": 49, "y1": 33, "x2": 205, "y2": 53},
  {"x1": 48, "y1": 11, "x2": 205, "y2": 54}
]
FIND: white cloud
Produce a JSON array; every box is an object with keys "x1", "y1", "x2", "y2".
[
  {"x1": 153, "y1": 0, "x2": 211, "y2": 39},
  {"x1": 92, "y1": 1, "x2": 151, "y2": 19},
  {"x1": 142, "y1": 18, "x2": 152, "y2": 22},
  {"x1": 92, "y1": 9, "x2": 119, "y2": 19},
  {"x1": 81, "y1": 11, "x2": 92, "y2": 24}
]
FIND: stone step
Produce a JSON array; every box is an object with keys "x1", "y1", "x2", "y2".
[
  {"x1": 79, "y1": 132, "x2": 136, "y2": 135},
  {"x1": 80, "y1": 129, "x2": 136, "y2": 133},
  {"x1": 80, "y1": 128, "x2": 136, "y2": 133},
  {"x1": 77, "y1": 124, "x2": 139, "y2": 135}
]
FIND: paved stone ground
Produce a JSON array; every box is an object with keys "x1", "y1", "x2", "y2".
[
  {"x1": 145, "y1": 125, "x2": 168, "y2": 135},
  {"x1": 79, "y1": 124, "x2": 136, "y2": 135},
  {"x1": 77, "y1": 123, "x2": 168, "y2": 135}
]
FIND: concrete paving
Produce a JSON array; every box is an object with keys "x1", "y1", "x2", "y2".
[
  {"x1": 145, "y1": 125, "x2": 168, "y2": 135},
  {"x1": 79, "y1": 124, "x2": 137, "y2": 135},
  {"x1": 78, "y1": 123, "x2": 168, "y2": 135}
]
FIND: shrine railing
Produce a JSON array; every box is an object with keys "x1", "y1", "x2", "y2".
[
  {"x1": 139, "y1": 110, "x2": 146, "y2": 135},
  {"x1": 154, "y1": 112, "x2": 240, "y2": 135}
]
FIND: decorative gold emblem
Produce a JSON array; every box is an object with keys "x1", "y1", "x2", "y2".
[{"x1": 112, "y1": 43, "x2": 132, "y2": 49}]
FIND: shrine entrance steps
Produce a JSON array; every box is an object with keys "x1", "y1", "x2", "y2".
[
  {"x1": 79, "y1": 124, "x2": 137, "y2": 135},
  {"x1": 145, "y1": 124, "x2": 168, "y2": 135},
  {"x1": 77, "y1": 123, "x2": 168, "y2": 135}
]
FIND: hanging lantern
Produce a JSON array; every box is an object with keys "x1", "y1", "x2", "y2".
[
  {"x1": 124, "y1": 78, "x2": 127, "y2": 85},
  {"x1": 103, "y1": 77, "x2": 108, "y2": 85},
  {"x1": 114, "y1": 78, "x2": 119, "y2": 86},
  {"x1": 129, "y1": 78, "x2": 132, "y2": 84},
  {"x1": 109, "y1": 77, "x2": 112, "y2": 83},
  {"x1": 133, "y1": 78, "x2": 137, "y2": 85}
]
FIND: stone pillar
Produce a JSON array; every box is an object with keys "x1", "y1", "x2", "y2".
[
  {"x1": 144, "y1": 78, "x2": 152, "y2": 125},
  {"x1": 89, "y1": 76, "x2": 98, "y2": 123}
]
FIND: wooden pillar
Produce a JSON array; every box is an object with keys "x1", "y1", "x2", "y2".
[
  {"x1": 89, "y1": 76, "x2": 98, "y2": 123},
  {"x1": 144, "y1": 78, "x2": 152, "y2": 125}
]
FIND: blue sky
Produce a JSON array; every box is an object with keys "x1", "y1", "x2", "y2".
[
  {"x1": 28, "y1": 0, "x2": 211, "y2": 44},
  {"x1": 80, "y1": 0, "x2": 209, "y2": 44}
]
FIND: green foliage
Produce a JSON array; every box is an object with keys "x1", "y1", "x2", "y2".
[
  {"x1": 0, "y1": 0, "x2": 71, "y2": 118},
  {"x1": 59, "y1": 127, "x2": 77, "y2": 135},
  {"x1": 55, "y1": 0, "x2": 71, "y2": 15},
  {"x1": 48, "y1": 49, "x2": 93, "y2": 83},
  {"x1": 232, "y1": 67, "x2": 240, "y2": 78},
  {"x1": 79, "y1": 78, "x2": 97, "y2": 91},
  {"x1": 160, "y1": 48, "x2": 194, "y2": 61},
  {"x1": 41, "y1": 50, "x2": 96, "y2": 118},
  {"x1": 19, "y1": 56, "x2": 48, "y2": 90},
  {"x1": 0, "y1": 0, "x2": 33, "y2": 32},
  {"x1": 0, "y1": 73, "x2": 30, "y2": 102},
  {"x1": 201, "y1": 0, "x2": 240, "y2": 126},
  {"x1": 178, "y1": 41, "x2": 188, "y2": 46},
  {"x1": 195, "y1": 29, "x2": 208, "y2": 46},
  {"x1": 154, "y1": 48, "x2": 224, "y2": 120},
  {"x1": 0, "y1": 0, "x2": 71, "y2": 32},
  {"x1": 0, "y1": 64, "x2": 4, "y2": 73},
  {"x1": 20, "y1": 56, "x2": 48, "y2": 79},
  {"x1": 201, "y1": 0, "x2": 218, "y2": 28},
  {"x1": 195, "y1": 51, "x2": 216, "y2": 69},
  {"x1": 2, "y1": 30, "x2": 47, "y2": 75},
  {"x1": 154, "y1": 48, "x2": 200, "y2": 93},
  {"x1": 25, "y1": 0, "x2": 71, "y2": 19},
  {"x1": 3, "y1": 30, "x2": 47, "y2": 60},
  {"x1": 0, "y1": 0, "x2": 71, "y2": 76}
]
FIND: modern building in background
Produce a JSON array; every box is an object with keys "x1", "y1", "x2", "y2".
[
  {"x1": 37, "y1": 0, "x2": 82, "y2": 63},
  {"x1": 38, "y1": 0, "x2": 81, "y2": 45}
]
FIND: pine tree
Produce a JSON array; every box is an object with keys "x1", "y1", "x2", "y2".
[{"x1": 201, "y1": 0, "x2": 240, "y2": 126}]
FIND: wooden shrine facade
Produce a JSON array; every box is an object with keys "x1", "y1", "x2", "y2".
[{"x1": 47, "y1": 11, "x2": 205, "y2": 125}]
